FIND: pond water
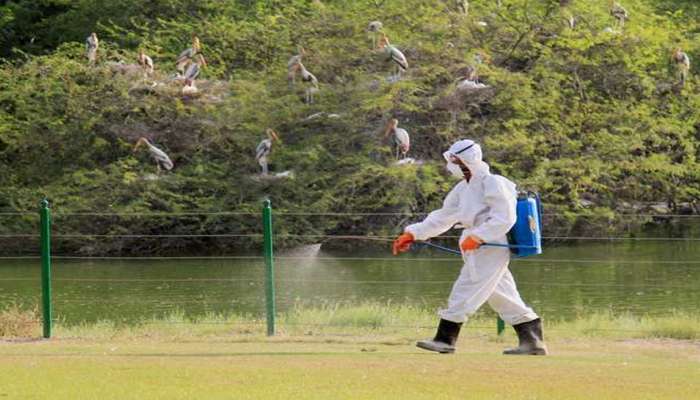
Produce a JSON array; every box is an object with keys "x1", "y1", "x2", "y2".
[{"x1": 1, "y1": 241, "x2": 699, "y2": 325}]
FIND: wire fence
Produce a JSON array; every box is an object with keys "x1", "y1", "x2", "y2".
[
  {"x1": 1, "y1": 210, "x2": 700, "y2": 218},
  {"x1": 3, "y1": 255, "x2": 700, "y2": 265},
  {"x1": 2, "y1": 233, "x2": 700, "y2": 241},
  {"x1": 2, "y1": 208, "x2": 699, "y2": 337},
  {"x1": 0, "y1": 276, "x2": 698, "y2": 289},
  {"x1": 22, "y1": 317, "x2": 675, "y2": 335}
]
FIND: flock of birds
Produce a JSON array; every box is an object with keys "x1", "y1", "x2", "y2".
[{"x1": 82, "y1": 0, "x2": 691, "y2": 176}]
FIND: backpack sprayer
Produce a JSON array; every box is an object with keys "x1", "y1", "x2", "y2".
[{"x1": 413, "y1": 192, "x2": 543, "y2": 258}]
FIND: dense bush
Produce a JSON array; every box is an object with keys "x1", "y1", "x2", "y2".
[{"x1": 0, "y1": 0, "x2": 698, "y2": 255}]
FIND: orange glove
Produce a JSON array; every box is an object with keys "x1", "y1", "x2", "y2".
[
  {"x1": 460, "y1": 235, "x2": 483, "y2": 252},
  {"x1": 392, "y1": 232, "x2": 415, "y2": 255}
]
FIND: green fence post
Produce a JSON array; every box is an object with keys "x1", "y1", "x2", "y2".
[
  {"x1": 40, "y1": 199, "x2": 52, "y2": 339},
  {"x1": 262, "y1": 199, "x2": 276, "y2": 336},
  {"x1": 497, "y1": 316, "x2": 505, "y2": 336}
]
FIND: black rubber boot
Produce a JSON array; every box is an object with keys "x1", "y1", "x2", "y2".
[
  {"x1": 416, "y1": 319, "x2": 462, "y2": 354},
  {"x1": 503, "y1": 318, "x2": 548, "y2": 355}
]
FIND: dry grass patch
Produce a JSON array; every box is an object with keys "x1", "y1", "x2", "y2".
[{"x1": 0, "y1": 304, "x2": 39, "y2": 338}]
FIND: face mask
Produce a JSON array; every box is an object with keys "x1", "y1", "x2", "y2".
[{"x1": 446, "y1": 162, "x2": 464, "y2": 179}]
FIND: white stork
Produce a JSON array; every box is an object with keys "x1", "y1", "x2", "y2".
[
  {"x1": 86, "y1": 33, "x2": 99, "y2": 66},
  {"x1": 609, "y1": 1, "x2": 629, "y2": 29},
  {"x1": 138, "y1": 49, "x2": 154, "y2": 77},
  {"x1": 378, "y1": 34, "x2": 408, "y2": 81},
  {"x1": 255, "y1": 129, "x2": 280, "y2": 175},
  {"x1": 672, "y1": 48, "x2": 691, "y2": 86},
  {"x1": 182, "y1": 54, "x2": 206, "y2": 95},
  {"x1": 176, "y1": 35, "x2": 201, "y2": 76},
  {"x1": 287, "y1": 47, "x2": 305, "y2": 85},
  {"x1": 290, "y1": 61, "x2": 319, "y2": 103},
  {"x1": 384, "y1": 118, "x2": 410, "y2": 160},
  {"x1": 367, "y1": 21, "x2": 383, "y2": 49},
  {"x1": 134, "y1": 138, "x2": 174, "y2": 172}
]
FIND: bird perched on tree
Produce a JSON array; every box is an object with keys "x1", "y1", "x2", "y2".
[
  {"x1": 367, "y1": 21, "x2": 383, "y2": 49},
  {"x1": 609, "y1": 1, "x2": 629, "y2": 29},
  {"x1": 287, "y1": 47, "x2": 305, "y2": 85},
  {"x1": 176, "y1": 35, "x2": 201, "y2": 76},
  {"x1": 564, "y1": 12, "x2": 576, "y2": 29},
  {"x1": 559, "y1": 0, "x2": 575, "y2": 29},
  {"x1": 86, "y1": 33, "x2": 99, "y2": 66},
  {"x1": 133, "y1": 138, "x2": 174, "y2": 172},
  {"x1": 182, "y1": 54, "x2": 206, "y2": 95},
  {"x1": 672, "y1": 48, "x2": 691, "y2": 87},
  {"x1": 255, "y1": 129, "x2": 280, "y2": 175},
  {"x1": 384, "y1": 118, "x2": 410, "y2": 160},
  {"x1": 377, "y1": 34, "x2": 408, "y2": 81},
  {"x1": 289, "y1": 60, "x2": 319, "y2": 103},
  {"x1": 138, "y1": 49, "x2": 154, "y2": 77}
]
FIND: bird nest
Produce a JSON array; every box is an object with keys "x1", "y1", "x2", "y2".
[
  {"x1": 109, "y1": 63, "x2": 230, "y2": 104},
  {"x1": 435, "y1": 85, "x2": 496, "y2": 111}
]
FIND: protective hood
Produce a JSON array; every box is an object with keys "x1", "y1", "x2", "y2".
[{"x1": 444, "y1": 139, "x2": 490, "y2": 179}]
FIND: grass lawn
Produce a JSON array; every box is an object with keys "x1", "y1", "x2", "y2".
[{"x1": 1, "y1": 333, "x2": 698, "y2": 400}]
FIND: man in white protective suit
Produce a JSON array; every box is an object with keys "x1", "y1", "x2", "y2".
[{"x1": 392, "y1": 139, "x2": 548, "y2": 355}]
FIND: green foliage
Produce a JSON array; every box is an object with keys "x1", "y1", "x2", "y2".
[{"x1": 0, "y1": 0, "x2": 699, "y2": 255}]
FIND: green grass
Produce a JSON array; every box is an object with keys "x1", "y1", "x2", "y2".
[
  {"x1": 4, "y1": 302, "x2": 700, "y2": 341},
  {"x1": 2, "y1": 303, "x2": 700, "y2": 399},
  {"x1": 0, "y1": 336, "x2": 698, "y2": 399}
]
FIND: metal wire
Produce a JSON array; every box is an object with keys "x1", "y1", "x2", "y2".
[
  {"x1": 2, "y1": 275, "x2": 696, "y2": 289},
  {"x1": 4, "y1": 233, "x2": 699, "y2": 242},
  {"x1": 53, "y1": 299, "x2": 245, "y2": 305},
  {"x1": 0, "y1": 233, "x2": 247, "y2": 238},
  {"x1": 2, "y1": 255, "x2": 700, "y2": 265},
  {"x1": 2, "y1": 210, "x2": 700, "y2": 218},
  {"x1": 49, "y1": 255, "x2": 264, "y2": 260},
  {"x1": 51, "y1": 278, "x2": 260, "y2": 283},
  {"x1": 5, "y1": 230, "x2": 700, "y2": 241}
]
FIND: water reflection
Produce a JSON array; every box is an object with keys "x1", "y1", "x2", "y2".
[{"x1": 1, "y1": 242, "x2": 698, "y2": 324}]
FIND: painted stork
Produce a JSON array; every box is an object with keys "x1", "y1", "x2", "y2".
[
  {"x1": 378, "y1": 34, "x2": 408, "y2": 80},
  {"x1": 86, "y1": 33, "x2": 99, "y2": 66},
  {"x1": 672, "y1": 48, "x2": 691, "y2": 86},
  {"x1": 134, "y1": 137, "x2": 174, "y2": 172},
  {"x1": 609, "y1": 1, "x2": 629, "y2": 29},
  {"x1": 182, "y1": 54, "x2": 206, "y2": 94},
  {"x1": 367, "y1": 21, "x2": 383, "y2": 49},
  {"x1": 384, "y1": 118, "x2": 410, "y2": 160},
  {"x1": 287, "y1": 47, "x2": 305, "y2": 85},
  {"x1": 255, "y1": 129, "x2": 280, "y2": 175},
  {"x1": 176, "y1": 35, "x2": 201, "y2": 76},
  {"x1": 564, "y1": 12, "x2": 576, "y2": 29},
  {"x1": 290, "y1": 61, "x2": 319, "y2": 103},
  {"x1": 138, "y1": 49, "x2": 154, "y2": 76}
]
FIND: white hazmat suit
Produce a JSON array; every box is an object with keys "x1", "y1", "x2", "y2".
[{"x1": 405, "y1": 140, "x2": 538, "y2": 327}]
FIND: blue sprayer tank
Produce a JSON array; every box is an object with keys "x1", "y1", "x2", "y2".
[{"x1": 507, "y1": 192, "x2": 543, "y2": 257}]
